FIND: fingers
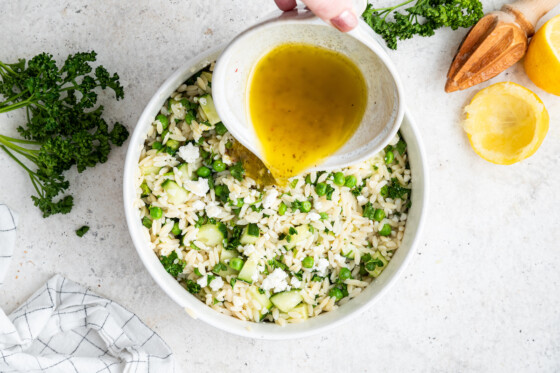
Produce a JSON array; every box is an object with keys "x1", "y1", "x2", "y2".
[
  {"x1": 301, "y1": 0, "x2": 358, "y2": 32},
  {"x1": 274, "y1": 0, "x2": 297, "y2": 11}
]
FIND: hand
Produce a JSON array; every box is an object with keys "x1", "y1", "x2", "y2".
[{"x1": 274, "y1": 0, "x2": 358, "y2": 32}]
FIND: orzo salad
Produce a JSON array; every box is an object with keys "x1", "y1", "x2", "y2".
[{"x1": 135, "y1": 63, "x2": 411, "y2": 325}]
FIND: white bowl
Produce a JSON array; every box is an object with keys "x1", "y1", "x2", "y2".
[
  {"x1": 123, "y1": 45, "x2": 428, "y2": 340},
  {"x1": 212, "y1": 8, "x2": 405, "y2": 173}
]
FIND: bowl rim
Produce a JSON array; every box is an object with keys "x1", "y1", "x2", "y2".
[
  {"x1": 211, "y1": 8, "x2": 406, "y2": 172},
  {"x1": 123, "y1": 45, "x2": 428, "y2": 340}
]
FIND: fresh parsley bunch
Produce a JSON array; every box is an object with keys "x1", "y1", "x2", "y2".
[
  {"x1": 362, "y1": 0, "x2": 484, "y2": 50},
  {"x1": 0, "y1": 51, "x2": 129, "y2": 217}
]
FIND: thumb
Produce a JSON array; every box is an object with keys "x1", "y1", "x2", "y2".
[{"x1": 301, "y1": 0, "x2": 358, "y2": 32}]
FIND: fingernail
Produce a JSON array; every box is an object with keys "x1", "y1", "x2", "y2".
[{"x1": 331, "y1": 10, "x2": 358, "y2": 32}]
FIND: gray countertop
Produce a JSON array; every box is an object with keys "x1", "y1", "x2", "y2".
[{"x1": 1, "y1": 1, "x2": 559, "y2": 371}]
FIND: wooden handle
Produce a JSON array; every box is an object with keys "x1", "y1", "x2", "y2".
[{"x1": 503, "y1": 0, "x2": 560, "y2": 36}]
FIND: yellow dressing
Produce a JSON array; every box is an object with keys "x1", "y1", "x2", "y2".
[{"x1": 248, "y1": 43, "x2": 367, "y2": 184}]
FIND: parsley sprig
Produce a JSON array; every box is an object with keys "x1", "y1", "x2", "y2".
[
  {"x1": 0, "y1": 51, "x2": 128, "y2": 217},
  {"x1": 362, "y1": 0, "x2": 483, "y2": 50}
]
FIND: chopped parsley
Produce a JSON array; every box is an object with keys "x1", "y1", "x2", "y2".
[
  {"x1": 229, "y1": 161, "x2": 245, "y2": 181},
  {"x1": 160, "y1": 252, "x2": 185, "y2": 277},
  {"x1": 185, "y1": 279, "x2": 201, "y2": 294},
  {"x1": 76, "y1": 225, "x2": 90, "y2": 237}
]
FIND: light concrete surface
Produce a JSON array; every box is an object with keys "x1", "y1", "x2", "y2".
[{"x1": 1, "y1": 1, "x2": 559, "y2": 372}]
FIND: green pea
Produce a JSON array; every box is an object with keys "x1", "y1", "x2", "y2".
[
  {"x1": 229, "y1": 257, "x2": 244, "y2": 271},
  {"x1": 339, "y1": 267, "x2": 352, "y2": 281},
  {"x1": 301, "y1": 200, "x2": 312, "y2": 212},
  {"x1": 149, "y1": 206, "x2": 162, "y2": 219},
  {"x1": 329, "y1": 287, "x2": 344, "y2": 300},
  {"x1": 302, "y1": 256, "x2": 314, "y2": 268},
  {"x1": 171, "y1": 221, "x2": 181, "y2": 236},
  {"x1": 215, "y1": 184, "x2": 227, "y2": 197},
  {"x1": 344, "y1": 175, "x2": 357, "y2": 188},
  {"x1": 278, "y1": 202, "x2": 287, "y2": 216},
  {"x1": 156, "y1": 114, "x2": 169, "y2": 129},
  {"x1": 379, "y1": 224, "x2": 392, "y2": 236},
  {"x1": 373, "y1": 208, "x2": 385, "y2": 222},
  {"x1": 152, "y1": 141, "x2": 163, "y2": 150},
  {"x1": 212, "y1": 160, "x2": 226, "y2": 172},
  {"x1": 196, "y1": 166, "x2": 211, "y2": 178},
  {"x1": 315, "y1": 182, "x2": 327, "y2": 196},
  {"x1": 334, "y1": 172, "x2": 345, "y2": 186},
  {"x1": 215, "y1": 122, "x2": 228, "y2": 136},
  {"x1": 384, "y1": 150, "x2": 394, "y2": 164}
]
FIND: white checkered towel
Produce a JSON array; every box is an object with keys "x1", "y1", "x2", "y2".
[{"x1": 0, "y1": 205, "x2": 175, "y2": 372}]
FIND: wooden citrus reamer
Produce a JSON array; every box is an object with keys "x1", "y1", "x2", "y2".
[{"x1": 445, "y1": 0, "x2": 560, "y2": 92}]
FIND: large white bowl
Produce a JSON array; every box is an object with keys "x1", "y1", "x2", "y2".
[{"x1": 123, "y1": 45, "x2": 428, "y2": 340}]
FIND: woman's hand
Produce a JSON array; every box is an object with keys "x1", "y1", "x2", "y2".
[{"x1": 274, "y1": 0, "x2": 358, "y2": 32}]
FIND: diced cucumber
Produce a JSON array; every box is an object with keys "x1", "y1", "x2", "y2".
[
  {"x1": 199, "y1": 94, "x2": 221, "y2": 125},
  {"x1": 215, "y1": 249, "x2": 240, "y2": 277},
  {"x1": 239, "y1": 223, "x2": 260, "y2": 245},
  {"x1": 176, "y1": 163, "x2": 196, "y2": 182},
  {"x1": 140, "y1": 182, "x2": 151, "y2": 197},
  {"x1": 220, "y1": 248, "x2": 238, "y2": 262},
  {"x1": 286, "y1": 225, "x2": 313, "y2": 249},
  {"x1": 289, "y1": 303, "x2": 308, "y2": 320},
  {"x1": 201, "y1": 71, "x2": 213, "y2": 83},
  {"x1": 238, "y1": 254, "x2": 260, "y2": 283},
  {"x1": 270, "y1": 290, "x2": 303, "y2": 312},
  {"x1": 141, "y1": 165, "x2": 161, "y2": 176},
  {"x1": 162, "y1": 180, "x2": 188, "y2": 204},
  {"x1": 197, "y1": 223, "x2": 227, "y2": 247},
  {"x1": 248, "y1": 286, "x2": 272, "y2": 311},
  {"x1": 342, "y1": 244, "x2": 356, "y2": 259},
  {"x1": 366, "y1": 251, "x2": 389, "y2": 278},
  {"x1": 166, "y1": 139, "x2": 180, "y2": 150}
]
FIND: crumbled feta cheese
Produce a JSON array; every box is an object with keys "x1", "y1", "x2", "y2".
[
  {"x1": 357, "y1": 195, "x2": 368, "y2": 205},
  {"x1": 191, "y1": 200, "x2": 205, "y2": 211},
  {"x1": 205, "y1": 203, "x2": 222, "y2": 218},
  {"x1": 307, "y1": 212, "x2": 321, "y2": 221},
  {"x1": 183, "y1": 178, "x2": 209, "y2": 197},
  {"x1": 315, "y1": 201, "x2": 323, "y2": 210},
  {"x1": 290, "y1": 276, "x2": 302, "y2": 288},
  {"x1": 262, "y1": 189, "x2": 279, "y2": 209},
  {"x1": 333, "y1": 254, "x2": 347, "y2": 267},
  {"x1": 178, "y1": 143, "x2": 200, "y2": 164},
  {"x1": 199, "y1": 97, "x2": 207, "y2": 106},
  {"x1": 209, "y1": 276, "x2": 224, "y2": 291},
  {"x1": 251, "y1": 268, "x2": 260, "y2": 283},
  {"x1": 315, "y1": 258, "x2": 330, "y2": 276},
  {"x1": 242, "y1": 244, "x2": 256, "y2": 256},
  {"x1": 263, "y1": 233, "x2": 270, "y2": 240},
  {"x1": 261, "y1": 268, "x2": 289, "y2": 293},
  {"x1": 197, "y1": 275, "x2": 208, "y2": 288}
]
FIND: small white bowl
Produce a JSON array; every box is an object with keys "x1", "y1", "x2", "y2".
[
  {"x1": 123, "y1": 46, "x2": 428, "y2": 340},
  {"x1": 212, "y1": 7, "x2": 405, "y2": 173}
]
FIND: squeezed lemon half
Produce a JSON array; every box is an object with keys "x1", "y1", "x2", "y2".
[
  {"x1": 463, "y1": 82, "x2": 549, "y2": 165},
  {"x1": 524, "y1": 14, "x2": 560, "y2": 96}
]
